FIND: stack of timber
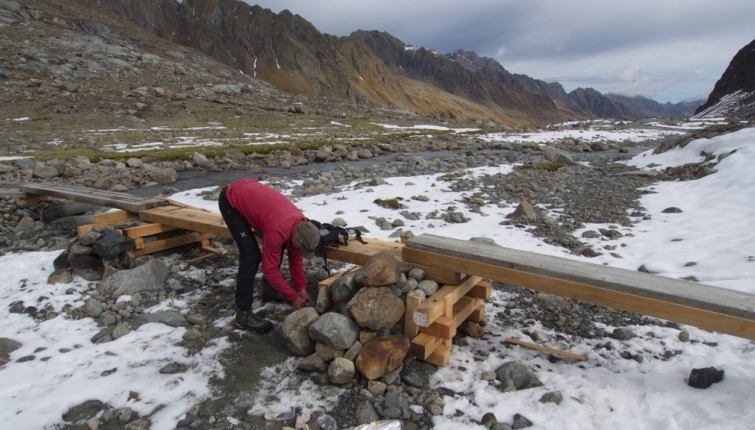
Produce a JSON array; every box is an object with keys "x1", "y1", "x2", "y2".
[
  {"x1": 76, "y1": 209, "x2": 217, "y2": 257},
  {"x1": 405, "y1": 276, "x2": 490, "y2": 367}
]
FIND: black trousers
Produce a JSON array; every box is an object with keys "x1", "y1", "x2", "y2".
[{"x1": 218, "y1": 187, "x2": 261, "y2": 311}]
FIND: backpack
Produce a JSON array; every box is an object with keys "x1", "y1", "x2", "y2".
[{"x1": 308, "y1": 219, "x2": 367, "y2": 275}]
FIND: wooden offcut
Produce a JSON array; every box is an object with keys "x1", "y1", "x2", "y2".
[
  {"x1": 409, "y1": 333, "x2": 443, "y2": 360},
  {"x1": 505, "y1": 338, "x2": 588, "y2": 361},
  {"x1": 404, "y1": 234, "x2": 755, "y2": 341},
  {"x1": 19, "y1": 183, "x2": 167, "y2": 212}
]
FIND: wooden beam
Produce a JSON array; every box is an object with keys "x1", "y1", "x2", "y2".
[
  {"x1": 139, "y1": 205, "x2": 232, "y2": 238},
  {"x1": 317, "y1": 266, "x2": 361, "y2": 288},
  {"x1": 77, "y1": 210, "x2": 136, "y2": 235},
  {"x1": 405, "y1": 295, "x2": 421, "y2": 338},
  {"x1": 505, "y1": 338, "x2": 588, "y2": 361},
  {"x1": 403, "y1": 235, "x2": 755, "y2": 340},
  {"x1": 418, "y1": 296, "x2": 483, "y2": 340},
  {"x1": 18, "y1": 183, "x2": 167, "y2": 212},
  {"x1": 409, "y1": 333, "x2": 442, "y2": 360},
  {"x1": 413, "y1": 276, "x2": 482, "y2": 327},
  {"x1": 468, "y1": 305, "x2": 485, "y2": 323},
  {"x1": 131, "y1": 232, "x2": 214, "y2": 256},
  {"x1": 123, "y1": 223, "x2": 178, "y2": 238},
  {"x1": 467, "y1": 280, "x2": 492, "y2": 300},
  {"x1": 423, "y1": 344, "x2": 451, "y2": 367}
]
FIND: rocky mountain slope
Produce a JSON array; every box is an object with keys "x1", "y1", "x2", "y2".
[
  {"x1": 94, "y1": 0, "x2": 659, "y2": 126},
  {"x1": 607, "y1": 94, "x2": 702, "y2": 119},
  {"x1": 694, "y1": 38, "x2": 755, "y2": 119}
]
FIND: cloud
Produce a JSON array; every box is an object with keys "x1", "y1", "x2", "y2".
[{"x1": 614, "y1": 64, "x2": 642, "y2": 83}]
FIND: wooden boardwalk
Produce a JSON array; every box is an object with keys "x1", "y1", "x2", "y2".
[
  {"x1": 403, "y1": 234, "x2": 755, "y2": 341},
  {"x1": 17, "y1": 183, "x2": 755, "y2": 359}
]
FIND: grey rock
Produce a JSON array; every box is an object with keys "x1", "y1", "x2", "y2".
[
  {"x1": 159, "y1": 362, "x2": 187, "y2": 374},
  {"x1": 111, "y1": 324, "x2": 129, "y2": 339},
  {"x1": 182, "y1": 327, "x2": 202, "y2": 341},
  {"x1": 298, "y1": 353, "x2": 327, "y2": 373},
  {"x1": 512, "y1": 413, "x2": 534, "y2": 429},
  {"x1": 688, "y1": 367, "x2": 724, "y2": 389},
  {"x1": 408, "y1": 268, "x2": 425, "y2": 282},
  {"x1": 511, "y1": 201, "x2": 537, "y2": 219},
  {"x1": 543, "y1": 146, "x2": 577, "y2": 165},
  {"x1": 611, "y1": 328, "x2": 637, "y2": 340},
  {"x1": 48, "y1": 268, "x2": 73, "y2": 284},
  {"x1": 355, "y1": 401, "x2": 379, "y2": 425},
  {"x1": 308, "y1": 312, "x2": 359, "y2": 350},
  {"x1": 416, "y1": 280, "x2": 439, "y2": 297},
  {"x1": 495, "y1": 361, "x2": 543, "y2": 390},
  {"x1": 480, "y1": 412, "x2": 498, "y2": 429},
  {"x1": 400, "y1": 368, "x2": 424, "y2": 388},
  {"x1": 330, "y1": 273, "x2": 358, "y2": 302},
  {"x1": 344, "y1": 341, "x2": 363, "y2": 362},
  {"x1": 316, "y1": 285, "x2": 333, "y2": 314},
  {"x1": 104, "y1": 259, "x2": 169, "y2": 295},
  {"x1": 539, "y1": 391, "x2": 563, "y2": 405},
  {"x1": 69, "y1": 253, "x2": 104, "y2": 281},
  {"x1": 191, "y1": 152, "x2": 211, "y2": 168},
  {"x1": 328, "y1": 357, "x2": 355, "y2": 385},
  {"x1": 91, "y1": 232, "x2": 135, "y2": 259},
  {"x1": 282, "y1": 307, "x2": 320, "y2": 356},
  {"x1": 384, "y1": 386, "x2": 411, "y2": 420},
  {"x1": 662, "y1": 207, "x2": 683, "y2": 213},
  {"x1": 84, "y1": 298, "x2": 106, "y2": 318},
  {"x1": 33, "y1": 165, "x2": 60, "y2": 179},
  {"x1": 0, "y1": 337, "x2": 22, "y2": 358},
  {"x1": 62, "y1": 400, "x2": 106, "y2": 422}
]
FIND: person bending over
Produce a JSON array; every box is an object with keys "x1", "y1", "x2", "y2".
[{"x1": 218, "y1": 178, "x2": 320, "y2": 333}]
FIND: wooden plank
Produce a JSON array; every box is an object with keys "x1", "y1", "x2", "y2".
[
  {"x1": 139, "y1": 205, "x2": 232, "y2": 238},
  {"x1": 93, "y1": 210, "x2": 134, "y2": 225},
  {"x1": 18, "y1": 183, "x2": 167, "y2": 212},
  {"x1": 413, "y1": 276, "x2": 482, "y2": 327},
  {"x1": 423, "y1": 344, "x2": 451, "y2": 367},
  {"x1": 505, "y1": 338, "x2": 588, "y2": 361},
  {"x1": 123, "y1": 223, "x2": 178, "y2": 238},
  {"x1": 418, "y1": 297, "x2": 482, "y2": 340},
  {"x1": 409, "y1": 333, "x2": 442, "y2": 360},
  {"x1": 77, "y1": 210, "x2": 136, "y2": 234},
  {"x1": 405, "y1": 295, "x2": 421, "y2": 338},
  {"x1": 318, "y1": 266, "x2": 361, "y2": 288},
  {"x1": 467, "y1": 280, "x2": 492, "y2": 300},
  {"x1": 131, "y1": 232, "x2": 214, "y2": 256},
  {"x1": 403, "y1": 238, "x2": 755, "y2": 340},
  {"x1": 468, "y1": 304, "x2": 485, "y2": 323}
]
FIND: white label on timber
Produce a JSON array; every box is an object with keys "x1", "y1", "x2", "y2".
[{"x1": 414, "y1": 311, "x2": 429, "y2": 327}]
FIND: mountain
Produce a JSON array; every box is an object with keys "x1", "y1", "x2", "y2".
[
  {"x1": 95, "y1": 0, "x2": 646, "y2": 126},
  {"x1": 607, "y1": 94, "x2": 703, "y2": 119},
  {"x1": 694, "y1": 38, "x2": 755, "y2": 119}
]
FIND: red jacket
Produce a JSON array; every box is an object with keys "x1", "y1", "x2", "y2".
[{"x1": 225, "y1": 178, "x2": 307, "y2": 302}]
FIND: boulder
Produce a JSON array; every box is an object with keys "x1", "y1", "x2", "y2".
[
  {"x1": 511, "y1": 201, "x2": 537, "y2": 220},
  {"x1": 69, "y1": 253, "x2": 104, "y2": 281},
  {"x1": 346, "y1": 287, "x2": 405, "y2": 331},
  {"x1": 315, "y1": 285, "x2": 332, "y2": 314},
  {"x1": 48, "y1": 268, "x2": 72, "y2": 284},
  {"x1": 330, "y1": 272, "x2": 358, "y2": 302},
  {"x1": 281, "y1": 307, "x2": 320, "y2": 356},
  {"x1": 355, "y1": 335, "x2": 410, "y2": 380},
  {"x1": 41, "y1": 201, "x2": 90, "y2": 222},
  {"x1": 542, "y1": 146, "x2": 577, "y2": 165},
  {"x1": 495, "y1": 361, "x2": 543, "y2": 391},
  {"x1": 308, "y1": 312, "x2": 359, "y2": 350},
  {"x1": 91, "y1": 232, "x2": 135, "y2": 259},
  {"x1": 354, "y1": 251, "x2": 400, "y2": 288},
  {"x1": 103, "y1": 259, "x2": 169, "y2": 295}
]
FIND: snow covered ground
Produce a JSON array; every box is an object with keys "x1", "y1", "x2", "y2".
[{"x1": 1, "y1": 125, "x2": 754, "y2": 429}]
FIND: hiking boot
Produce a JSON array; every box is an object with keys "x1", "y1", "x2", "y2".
[{"x1": 234, "y1": 309, "x2": 273, "y2": 333}]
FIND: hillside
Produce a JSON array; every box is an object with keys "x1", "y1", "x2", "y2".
[
  {"x1": 608, "y1": 94, "x2": 702, "y2": 119},
  {"x1": 694, "y1": 38, "x2": 755, "y2": 119}
]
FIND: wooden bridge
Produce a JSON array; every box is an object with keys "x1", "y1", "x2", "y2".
[{"x1": 9, "y1": 183, "x2": 755, "y2": 366}]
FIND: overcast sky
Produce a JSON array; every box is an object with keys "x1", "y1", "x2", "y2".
[{"x1": 244, "y1": 0, "x2": 754, "y2": 103}]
